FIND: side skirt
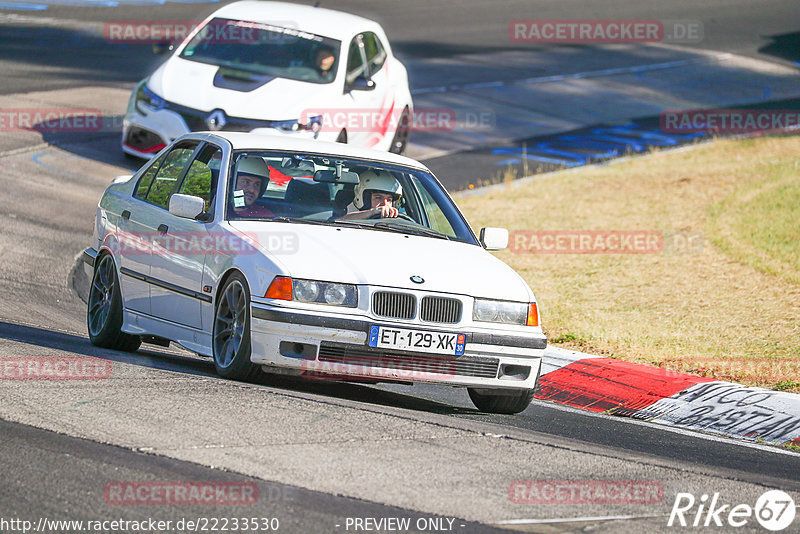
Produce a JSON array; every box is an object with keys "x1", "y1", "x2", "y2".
[{"x1": 122, "y1": 309, "x2": 212, "y2": 357}]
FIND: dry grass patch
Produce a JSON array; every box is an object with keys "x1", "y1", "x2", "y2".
[{"x1": 457, "y1": 136, "x2": 800, "y2": 391}]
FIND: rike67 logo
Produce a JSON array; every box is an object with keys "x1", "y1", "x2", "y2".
[{"x1": 668, "y1": 490, "x2": 796, "y2": 531}]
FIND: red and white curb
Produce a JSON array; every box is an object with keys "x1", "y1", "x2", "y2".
[{"x1": 536, "y1": 347, "x2": 800, "y2": 447}]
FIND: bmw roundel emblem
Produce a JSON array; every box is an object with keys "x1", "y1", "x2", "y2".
[{"x1": 410, "y1": 275, "x2": 424, "y2": 284}]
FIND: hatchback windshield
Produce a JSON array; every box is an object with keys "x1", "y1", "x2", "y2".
[
  {"x1": 180, "y1": 18, "x2": 341, "y2": 84},
  {"x1": 226, "y1": 151, "x2": 478, "y2": 245}
]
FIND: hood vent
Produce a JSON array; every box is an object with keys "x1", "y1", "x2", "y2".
[{"x1": 213, "y1": 67, "x2": 275, "y2": 92}]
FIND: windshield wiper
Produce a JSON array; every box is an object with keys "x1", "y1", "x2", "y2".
[
  {"x1": 327, "y1": 219, "x2": 374, "y2": 229},
  {"x1": 256, "y1": 217, "x2": 452, "y2": 240},
  {"x1": 268, "y1": 217, "x2": 333, "y2": 226},
  {"x1": 300, "y1": 218, "x2": 452, "y2": 240},
  {"x1": 373, "y1": 221, "x2": 452, "y2": 240},
  {"x1": 328, "y1": 219, "x2": 422, "y2": 235}
]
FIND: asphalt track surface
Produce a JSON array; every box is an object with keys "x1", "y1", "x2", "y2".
[
  {"x1": 1, "y1": 1, "x2": 800, "y2": 532},
  {"x1": 3, "y1": 0, "x2": 800, "y2": 95},
  {"x1": 0, "y1": 418, "x2": 508, "y2": 534}
]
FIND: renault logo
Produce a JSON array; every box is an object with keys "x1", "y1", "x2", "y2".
[
  {"x1": 410, "y1": 275, "x2": 424, "y2": 284},
  {"x1": 206, "y1": 110, "x2": 227, "y2": 131}
]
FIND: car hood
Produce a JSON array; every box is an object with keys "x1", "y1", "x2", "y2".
[
  {"x1": 228, "y1": 221, "x2": 534, "y2": 301},
  {"x1": 149, "y1": 57, "x2": 337, "y2": 120}
]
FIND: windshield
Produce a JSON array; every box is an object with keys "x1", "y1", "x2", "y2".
[
  {"x1": 179, "y1": 18, "x2": 341, "y2": 85},
  {"x1": 226, "y1": 151, "x2": 479, "y2": 245}
]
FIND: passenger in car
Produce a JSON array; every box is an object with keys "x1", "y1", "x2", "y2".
[
  {"x1": 340, "y1": 170, "x2": 402, "y2": 220},
  {"x1": 232, "y1": 157, "x2": 275, "y2": 218}
]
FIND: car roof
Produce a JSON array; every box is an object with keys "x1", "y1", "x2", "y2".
[
  {"x1": 189, "y1": 131, "x2": 430, "y2": 171},
  {"x1": 207, "y1": 1, "x2": 382, "y2": 42}
]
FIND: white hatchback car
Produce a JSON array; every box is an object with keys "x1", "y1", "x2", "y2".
[
  {"x1": 86, "y1": 132, "x2": 546, "y2": 414},
  {"x1": 122, "y1": 1, "x2": 413, "y2": 158}
]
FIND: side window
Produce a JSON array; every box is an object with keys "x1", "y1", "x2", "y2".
[
  {"x1": 409, "y1": 176, "x2": 457, "y2": 238},
  {"x1": 345, "y1": 37, "x2": 366, "y2": 85},
  {"x1": 134, "y1": 152, "x2": 167, "y2": 200},
  {"x1": 363, "y1": 32, "x2": 387, "y2": 75},
  {"x1": 178, "y1": 144, "x2": 222, "y2": 213},
  {"x1": 145, "y1": 143, "x2": 197, "y2": 209}
]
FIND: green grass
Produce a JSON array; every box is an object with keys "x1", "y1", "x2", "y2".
[
  {"x1": 456, "y1": 134, "x2": 800, "y2": 391},
  {"x1": 710, "y1": 176, "x2": 800, "y2": 285},
  {"x1": 774, "y1": 379, "x2": 800, "y2": 392}
]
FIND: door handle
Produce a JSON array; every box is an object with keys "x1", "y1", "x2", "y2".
[
  {"x1": 157, "y1": 224, "x2": 168, "y2": 234},
  {"x1": 121, "y1": 210, "x2": 131, "y2": 221}
]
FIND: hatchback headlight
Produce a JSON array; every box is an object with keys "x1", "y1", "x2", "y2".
[
  {"x1": 473, "y1": 299, "x2": 528, "y2": 325},
  {"x1": 132, "y1": 81, "x2": 166, "y2": 114}
]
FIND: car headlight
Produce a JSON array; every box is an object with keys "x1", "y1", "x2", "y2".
[
  {"x1": 132, "y1": 82, "x2": 166, "y2": 114},
  {"x1": 293, "y1": 279, "x2": 320, "y2": 302},
  {"x1": 323, "y1": 284, "x2": 348, "y2": 305},
  {"x1": 266, "y1": 276, "x2": 357, "y2": 307},
  {"x1": 473, "y1": 299, "x2": 537, "y2": 326},
  {"x1": 272, "y1": 116, "x2": 322, "y2": 137},
  {"x1": 127, "y1": 80, "x2": 146, "y2": 115}
]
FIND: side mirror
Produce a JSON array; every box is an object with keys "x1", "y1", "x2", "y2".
[
  {"x1": 169, "y1": 194, "x2": 206, "y2": 220},
  {"x1": 346, "y1": 77, "x2": 376, "y2": 92},
  {"x1": 153, "y1": 42, "x2": 174, "y2": 55},
  {"x1": 112, "y1": 174, "x2": 134, "y2": 184},
  {"x1": 480, "y1": 227, "x2": 509, "y2": 250}
]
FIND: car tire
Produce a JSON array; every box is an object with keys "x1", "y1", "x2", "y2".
[
  {"x1": 336, "y1": 129, "x2": 347, "y2": 144},
  {"x1": 87, "y1": 253, "x2": 141, "y2": 352},
  {"x1": 467, "y1": 387, "x2": 535, "y2": 414},
  {"x1": 389, "y1": 108, "x2": 410, "y2": 154},
  {"x1": 212, "y1": 272, "x2": 262, "y2": 381}
]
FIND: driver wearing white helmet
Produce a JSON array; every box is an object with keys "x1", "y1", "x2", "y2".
[
  {"x1": 232, "y1": 156, "x2": 274, "y2": 218},
  {"x1": 340, "y1": 169, "x2": 402, "y2": 220}
]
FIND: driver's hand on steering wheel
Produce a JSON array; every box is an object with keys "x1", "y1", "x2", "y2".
[{"x1": 373, "y1": 205, "x2": 399, "y2": 218}]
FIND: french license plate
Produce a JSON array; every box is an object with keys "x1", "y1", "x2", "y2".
[{"x1": 368, "y1": 325, "x2": 465, "y2": 356}]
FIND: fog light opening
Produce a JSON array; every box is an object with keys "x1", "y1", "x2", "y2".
[
  {"x1": 499, "y1": 364, "x2": 531, "y2": 381},
  {"x1": 279, "y1": 341, "x2": 317, "y2": 360}
]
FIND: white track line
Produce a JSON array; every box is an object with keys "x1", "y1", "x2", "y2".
[
  {"x1": 412, "y1": 54, "x2": 731, "y2": 95},
  {"x1": 496, "y1": 514, "x2": 663, "y2": 525}
]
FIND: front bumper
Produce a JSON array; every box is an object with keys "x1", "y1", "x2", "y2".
[
  {"x1": 250, "y1": 304, "x2": 545, "y2": 390},
  {"x1": 122, "y1": 110, "x2": 187, "y2": 158},
  {"x1": 122, "y1": 105, "x2": 331, "y2": 159}
]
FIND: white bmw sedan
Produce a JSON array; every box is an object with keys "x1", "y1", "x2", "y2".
[
  {"x1": 85, "y1": 132, "x2": 546, "y2": 414},
  {"x1": 122, "y1": 1, "x2": 413, "y2": 158}
]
